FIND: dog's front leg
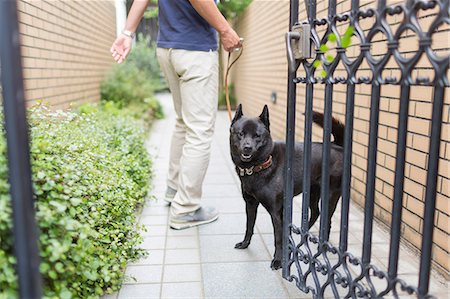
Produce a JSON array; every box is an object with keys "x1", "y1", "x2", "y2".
[
  {"x1": 235, "y1": 196, "x2": 259, "y2": 249},
  {"x1": 270, "y1": 210, "x2": 283, "y2": 270}
]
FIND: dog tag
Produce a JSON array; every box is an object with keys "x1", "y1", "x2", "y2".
[{"x1": 245, "y1": 167, "x2": 254, "y2": 176}]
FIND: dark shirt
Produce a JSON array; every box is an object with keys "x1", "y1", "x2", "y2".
[{"x1": 157, "y1": 0, "x2": 218, "y2": 51}]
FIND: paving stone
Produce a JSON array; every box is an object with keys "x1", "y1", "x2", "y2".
[
  {"x1": 100, "y1": 292, "x2": 118, "y2": 299},
  {"x1": 161, "y1": 282, "x2": 203, "y2": 298},
  {"x1": 202, "y1": 184, "x2": 241, "y2": 198},
  {"x1": 200, "y1": 234, "x2": 271, "y2": 263},
  {"x1": 118, "y1": 284, "x2": 160, "y2": 299},
  {"x1": 123, "y1": 265, "x2": 163, "y2": 284},
  {"x1": 130, "y1": 250, "x2": 164, "y2": 266},
  {"x1": 198, "y1": 213, "x2": 246, "y2": 235},
  {"x1": 163, "y1": 264, "x2": 202, "y2": 283},
  {"x1": 260, "y1": 233, "x2": 276, "y2": 256},
  {"x1": 200, "y1": 197, "x2": 245, "y2": 214},
  {"x1": 140, "y1": 236, "x2": 166, "y2": 250},
  {"x1": 255, "y1": 212, "x2": 275, "y2": 234},
  {"x1": 202, "y1": 262, "x2": 289, "y2": 298},
  {"x1": 282, "y1": 278, "x2": 313, "y2": 299},
  {"x1": 203, "y1": 173, "x2": 237, "y2": 185},
  {"x1": 164, "y1": 249, "x2": 200, "y2": 264},
  {"x1": 140, "y1": 215, "x2": 168, "y2": 226},
  {"x1": 142, "y1": 225, "x2": 167, "y2": 237},
  {"x1": 141, "y1": 206, "x2": 169, "y2": 216},
  {"x1": 166, "y1": 235, "x2": 199, "y2": 249},
  {"x1": 167, "y1": 226, "x2": 198, "y2": 237}
]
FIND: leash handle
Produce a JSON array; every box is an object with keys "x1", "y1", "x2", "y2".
[{"x1": 225, "y1": 39, "x2": 244, "y2": 122}]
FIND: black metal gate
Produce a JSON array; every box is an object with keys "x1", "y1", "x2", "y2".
[{"x1": 282, "y1": 0, "x2": 448, "y2": 298}]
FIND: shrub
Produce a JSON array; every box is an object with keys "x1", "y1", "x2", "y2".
[
  {"x1": 101, "y1": 35, "x2": 167, "y2": 109},
  {"x1": 219, "y1": 82, "x2": 237, "y2": 110},
  {"x1": 100, "y1": 62, "x2": 155, "y2": 108},
  {"x1": 0, "y1": 105, "x2": 152, "y2": 299},
  {"x1": 218, "y1": 0, "x2": 253, "y2": 19},
  {"x1": 127, "y1": 35, "x2": 165, "y2": 91}
]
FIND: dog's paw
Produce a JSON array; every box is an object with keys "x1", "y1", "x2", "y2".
[
  {"x1": 270, "y1": 259, "x2": 282, "y2": 270},
  {"x1": 234, "y1": 241, "x2": 250, "y2": 249}
]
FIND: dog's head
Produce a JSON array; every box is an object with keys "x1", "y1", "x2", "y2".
[{"x1": 230, "y1": 104, "x2": 273, "y2": 164}]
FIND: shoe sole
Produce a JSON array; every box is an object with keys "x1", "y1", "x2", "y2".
[{"x1": 170, "y1": 214, "x2": 219, "y2": 230}]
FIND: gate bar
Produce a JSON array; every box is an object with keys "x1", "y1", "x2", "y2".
[
  {"x1": 319, "y1": 84, "x2": 334, "y2": 241},
  {"x1": 338, "y1": 0, "x2": 359, "y2": 253},
  {"x1": 361, "y1": 82, "x2": 381, "y2": 264},
  {"x1": 387, "y1": 84, "x2": 410, "y2": 279},
  {"x1": 418, "y1": 83, "x2": 445, "y2": 296},
  {"x1": 300, "y1": 0, "x2": 317, "y2": 232},
  {"x1": 339, "y1": 84, "x2": 355, "y2": 252},
  {"x1": 318, "y1": 0, "x2": 337, "y2": 242},
  {"x1": 361, "y1": 0, "x2": 386, "y2": 265},
  {"x1": 282, "y1": 0, "x2": 299, "y2": 279},
  {"x1": 0, "y1": 1, "x2": 42, "y2": 298}
]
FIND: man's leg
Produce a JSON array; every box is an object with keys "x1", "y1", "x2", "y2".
[
  {"x1": 169, "y1": 49, "x2": 219, "y2": 219},
  {"x1": 156, "y1": 48, "x2": 185, "y2": 200}
]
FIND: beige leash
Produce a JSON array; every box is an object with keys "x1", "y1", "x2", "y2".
[{"x1": 224, "y1": 40, "x2": 244, "y2": 121}]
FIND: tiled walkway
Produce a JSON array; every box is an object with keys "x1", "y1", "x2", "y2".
[{"x1": 104, "y1": 93, "x2": 448, "y2": 299}]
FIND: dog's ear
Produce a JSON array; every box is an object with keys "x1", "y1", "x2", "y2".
[
  {"x1": 231, "y1": 104, "x2": 243, "y2": 126},
  {"x1": 259, "y1": 105, "x2": 270, "y2": 132}
]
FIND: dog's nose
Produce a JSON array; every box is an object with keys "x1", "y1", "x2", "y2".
[{"x1": 243, "y1": 146, "x2": 252, "y2": 154}]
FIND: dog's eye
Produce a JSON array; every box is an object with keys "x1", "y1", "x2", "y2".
[
  {"x1": 238, "y1": 132, "x2": 244, "y2": 138},
  {"x1": 254, "y1": 133, "x2": 261, "y2": 138}
]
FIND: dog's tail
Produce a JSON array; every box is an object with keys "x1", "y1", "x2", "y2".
[{"x1": 311, "y1": 111, "x2": 345, "y2": 147}]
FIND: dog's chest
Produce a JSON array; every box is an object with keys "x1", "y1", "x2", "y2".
[{"x1": 239, "y1": 174, "x2": 280, "y2": 200}]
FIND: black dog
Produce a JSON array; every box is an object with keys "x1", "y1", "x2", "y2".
[{"x1": 229, "y1": 104, "x2": 344, "y2": 269}]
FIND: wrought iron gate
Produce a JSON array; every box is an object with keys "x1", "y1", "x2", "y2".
[{"x1": 282, "y1": 0, "x2": 448, "y2": 298}]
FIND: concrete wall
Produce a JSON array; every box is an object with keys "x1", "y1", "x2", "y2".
[
  {"x1": 230, "y1": 0, "x2": 449, "y2": 274},
  {"x1": 17, "y1": 0, "x2": 117, "y2": 109}
]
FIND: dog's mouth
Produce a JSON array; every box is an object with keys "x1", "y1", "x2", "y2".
[{"x1": 240, "y1": 153, "x2": 253, "y2": 162}]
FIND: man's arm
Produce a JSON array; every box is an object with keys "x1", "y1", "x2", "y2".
[
  {"x1": 110, "y1": 0, "x2": 149, "y2": 64},
  {"x1": 189, "y1": 0, "x2": 242, "y2": 52},
  {"x1": 123, "y1": 0, "x2": 149, "y2": 33}
]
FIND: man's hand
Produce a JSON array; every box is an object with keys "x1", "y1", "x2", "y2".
[
  {"x1": 220, "y1": 27, "x2": 242, "y2": 52},
  {"x1": 188, "y1": 0, "x2": 242, "y2": 52},
  {"x1": 110, "y1": 35, "x2": 132, "y2": 64}
]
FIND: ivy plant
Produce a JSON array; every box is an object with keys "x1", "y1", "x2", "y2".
[
  {"x1": 313, "y1": 26, "x2": 355, "y2": 78},
  {"x1": 0, "y1": 103, "x2": 153, "y2": 299}
]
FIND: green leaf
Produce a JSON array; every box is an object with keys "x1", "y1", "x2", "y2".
[
  {"x1": 344, "y1": 26, "x2": 355, "y2": 38},
  {"x1": 328, "y1": 33, "x2": 337, "y2": 42},
  {"x1": 326, "y1": 55, "x2": 334, "y2": 62},
  {"x1": 69, "y1": 197, "x2": 82, "y2": 206},
  {"x1": 59, "y1": 288, "x2": 72, "y2": 299},
  {"x1": 48, "y1": 270, "x2": 57, "y2": 279},
  {"x1": 319, "y1": 44, "x2": 329, "y2": 52},
  {"x1": 320, "y1": 70, "x2": 328, "y2": 78},
  {"x1": 55, "y1": 262, "x2": 65, "y2": 273},
  {"x1": 40, "y1": 262, "x2": 50, "y2": 273},
  {"x1": 313, "y1": 60, "x2": 321, "y2": 68},
  {"x1": 341, "y1": 36, "x2": 352, "y2": 48}
]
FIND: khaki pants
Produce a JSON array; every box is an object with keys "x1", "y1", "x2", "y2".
[{"x1": 156, "y1": 48, "x2": 219, "y2": 217}]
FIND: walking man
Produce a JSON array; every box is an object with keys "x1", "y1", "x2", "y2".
[{"x1": 110, "y1": 0, "x2": 242, "y2": 229}]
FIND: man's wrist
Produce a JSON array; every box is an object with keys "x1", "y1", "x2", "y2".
[{"x1": 122, "y1": 30, "x2": 136, "y2": 39}]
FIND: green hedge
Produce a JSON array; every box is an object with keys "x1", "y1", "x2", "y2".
[{"x1": 0, "y1": 104, "x2": 152, "y2": 299}]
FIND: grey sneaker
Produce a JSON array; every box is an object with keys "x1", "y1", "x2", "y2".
[
  {"x1": 164, "y1": 186, "x2": 177, "y2": 205},
  {"x1": 170, "y1": 206, "x2": 219, "y2": 230}
]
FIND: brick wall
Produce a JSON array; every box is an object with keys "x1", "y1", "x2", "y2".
[
  {"x1": 16, "y1": 0, "x2": 117, "y2": 109},
  {"x1": 230, "y1": 0, "x2": 449, "y2": 274}
]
